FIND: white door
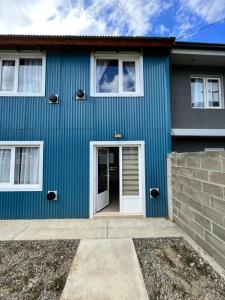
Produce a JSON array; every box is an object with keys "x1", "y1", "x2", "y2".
[{"x1": 96, "y1": 148, "x2": 109, "y2": 212}]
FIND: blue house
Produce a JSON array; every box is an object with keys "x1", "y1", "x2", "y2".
[{"x1": 0, "y1": 35, "x2": 174, "y2": 219}]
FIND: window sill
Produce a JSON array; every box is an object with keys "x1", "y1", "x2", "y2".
[
  {"x1": 0, "y1": 93, "x2": 45, "y2": 97},
  {"x1": 0, "y1": 185, "x2": 42, "y2": 192},
  {"x1": 192, "y1": 107, "x2": 224, "y2": 110},
  {"x1": 91, "y1": 93, "x2": 144, "y2": 98}
]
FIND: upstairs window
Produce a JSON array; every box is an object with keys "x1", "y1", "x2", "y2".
[
  {"x1": 0, "y1": 53, "x2": 45, "y2": 97},
  {"x1": 91, "y1": 53, "x2": 143, "y2": 97},
  {"x1": 191, "y1": 76, "x2": 223, "y2": 108}
]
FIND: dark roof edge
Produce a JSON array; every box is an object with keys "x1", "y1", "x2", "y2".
[
  {"x1": 174, "y1": 41, "x2": 225, "y2": 51},
  {"x1": 0, "y1": 34, "x2": 175, "y2": 51}
]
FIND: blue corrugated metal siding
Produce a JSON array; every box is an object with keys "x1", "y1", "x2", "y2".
[{"x1": 0, "y1": 50, "x2": 171, "y2": 219}]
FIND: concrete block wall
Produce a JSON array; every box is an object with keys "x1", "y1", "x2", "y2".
[{"x1": 169, "y1": 151, "x2": 225, "y2": 270}]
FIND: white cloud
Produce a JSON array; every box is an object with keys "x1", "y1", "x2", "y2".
[{"x1": 0, "y1": 0, "x2": 172, "y2": 36}]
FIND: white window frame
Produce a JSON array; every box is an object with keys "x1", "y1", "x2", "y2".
[
  {"x1": 0, "y1": 141, "x2": 43, "y2": 191},
  {"x1": 0, "y1": 52, "x2": 46, "y2": 97},
  {"x1": 90, "y1": 52, "x2": 144, "y2": 97},
  {"x1": 191, "y1": 75, "x2": 223, "y2": 109}
]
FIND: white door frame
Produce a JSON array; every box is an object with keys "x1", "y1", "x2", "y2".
[{"x1": 89, "y1": 141, "x2": 146, "y2": 218}]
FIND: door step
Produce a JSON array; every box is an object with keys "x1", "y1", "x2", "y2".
[{"x1": 93, "y1": 213, "x2": 143, "y2": 219}]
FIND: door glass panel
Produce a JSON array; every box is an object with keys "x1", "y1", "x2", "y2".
[
  {"x1": 207, "y1": 79, "x2": 220, "y2": 107},
  {"x1": 98, "y1": 149, "x2": 108, "y2": 194},
  {"x1": 122, "y1": 147, "x2": 139, "y2": 196}
]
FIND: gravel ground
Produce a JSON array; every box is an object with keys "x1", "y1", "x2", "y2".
[
  {"x1": 134, "y1": 237, "x2": 225, "y2": 300},
  {"x1": 0, "y1": 240, "x2": 79, "y2": 300}
]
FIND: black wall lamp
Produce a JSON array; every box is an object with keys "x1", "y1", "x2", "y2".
[
  {"x1": 49, "y1": 94, "x2": 59, "y2": 104},
  {"x1": 76, "y1": 89, "x2": 85, "y2": 100},
  {"x1": 150, "y1": 188, "x2": 159, "y2": 198},
  {"x1": 47, "y1": 191, "x2": 57, "y2": 201}
]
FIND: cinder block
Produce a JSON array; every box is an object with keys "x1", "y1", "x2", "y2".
[
  {"x1": 173, "y1": 206, "x2": 178, "y2": 216},
  {"x1": 191, "y1": 220, "x2": 204, "y2": 237},
  {"x1": 193, "y1": 169, "x2": 208, "y2": 181},
  {"x1": 188, "y1": 198, "x2": 202, "y2": 213},
  {"x1": 187, "y1": 157, "x2": 201, "y2": 169},
  {"x1": 181, "y1": 167, "x2": 193, "y2": 178},
  {"x1": 182, "y1": 221, "x2": 196, "y2": 240},
  {"x1": 178, "y1": 210, "x2": 190, "y2": 225},
  {"x1": 203, "y1": 182, "x2": 224, "y2": 199},
  {"x1": 212, "y1": 223, "x2": 225, "y2": 242},
  {"x1": 212, "y1": 248, "x2": 225, "y2": 269},
  {"x1": 205, "y1": 231, "x2": 225, "y2": 254},
  {"x1": 194, "y1": 212, "x2": 211, "y2": 231},
  {"x1": 222, "y1": 160, "x2": 225, "y2": 172},
  {"x1": 211, "y1": 196, "x2": 225, "y2": 214},
  {"x1": 203, "y1": 206, "x2": 224, "y2": 227},
  {"x1": 195, "y1": 235, "x2": 213, "y2": 256},
  {"x1": 173, "y1": 198, "x2": 181, "y2": 209},
  {"x1": 209, "y1": 171, "x2": 225, "y2": 186},
  {"x1": 182, "y1": 185, "x2": 210, "y2": 206},
  {"x1": 176, "y1": 176, "x2": 202, "y2": 190},
  {"x1": 201, "y1": 158, "x2": 222, "y2": 172},
  {"x1": 181, "y1": 203, "x2": 194, "y2": 218},
  {"x1": 171, "y1": 156, "x2": 177, "y2": 166},
  {"x1": 177, "y1": 158, "x2": 187, "y2": 167}
]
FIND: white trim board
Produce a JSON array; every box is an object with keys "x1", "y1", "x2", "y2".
[
  {"x1": 172, "y1": 129, "x2": 225, "y2": 137},
  {"x1": 172, "y1": 49, "x2": 225, "y2": 56},
  {"x1": 89, "y1": 141, "x2": 146, "y2": 218}
]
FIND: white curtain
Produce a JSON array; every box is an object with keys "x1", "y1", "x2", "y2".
[
  {"x1": 207, "y1": 79, "x2": 219, "y2": 107},
  {"x1": 18, "y1": 59, "x2": 42, "y2": 93},
  {"x1": 191, "y1": 78, "x2": 204, "y2": 108},
  {"x1": 96, "y1": 59, "x2": 110, "y2": 92},
  {"x1": 123, "y1": 61, "x2": 136, "y2": 92},
  {"x1": 0, "y1": 60, "x2": 15, "y2": 91},
  {"x1": 0, "y1": 149, "x2": 11, "y2": 183},
  {"x1": 14, "y1": 147, "x2": 39, "y2": 184}
]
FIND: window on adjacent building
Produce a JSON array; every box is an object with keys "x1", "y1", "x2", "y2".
[
  {"x1": 0, "y1": 142, "x2": 43, "y2": 191},
  {"x1": 191, "y1": 76, "x2": 223, "y2": 108},
  {"x1": 0, "y1": 53, "x2": 45, "y2": 96},
  {"x1": 91, "y1": 53, "x2": 143, "y2": 96}
]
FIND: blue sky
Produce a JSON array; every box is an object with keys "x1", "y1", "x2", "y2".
[{"x1": 0, "y1": 0, "x2": 224, "y2": 43}]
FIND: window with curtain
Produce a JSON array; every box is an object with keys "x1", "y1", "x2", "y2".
[
  {"x1": 93, "y1": 54, "x2": 142, "y2": 96},
  {"x1": 191, "y1": 76, "x2": 223, "y2": 108},
  {"x1": 0, "y1": 53, "x2": 45, "y2": 96},
  {"x1": 18, "y1": 59, "x2": 42, "y2": 93},
  {"x1": 0, "y1": 144, "x2": 43, "y2": 190},
  {"x1": 0, "y1": 60, "x2": 15, "y2": 92}
]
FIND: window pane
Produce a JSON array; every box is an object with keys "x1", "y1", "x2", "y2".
[
  {"x1": 123, "y1": 61, "x2": 136, "y2": 92},
  {"x1": 0, "y1": 149, "x2": 11, "y2": 183},
  {"x1": 207, "y1": 79, "x2": 220, "y2": 107},
  {"x1": 96, "y1": 59, "x2": 118, "y2": 93},
  {"x1": 0, "y1": 60, "x2": 15, "y2": 91},
  {"x1": 14, "y1": 147, "x2": 40, "y2": 184},
  {"x1": 191, "y1": 78, "x2": 204, "y2": 108},
  {"x1": 122, "y1": 147, "x2": 139, "y2": 196},
  {"x1": 18, "y1": 59, "x2": 42, "y2": 93}
]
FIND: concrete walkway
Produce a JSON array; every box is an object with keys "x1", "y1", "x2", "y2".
[
  {"x1": 0, "y1": 218, "x2": 182, "y2": 300},
  {"x1": 61, "y1": 238, "x2": 149, "y2": 300},
  {"x1": 0, "y1": 218, "x2": 182, "y2": 240}
]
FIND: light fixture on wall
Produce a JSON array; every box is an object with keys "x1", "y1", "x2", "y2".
[
  {"x1": 150, "y1": 188, "x2": 159, "y2": 198},
  {"x1": 49, "y1": 94, "x2": 59, "y2": 104},
  {"x1": 47, "y1": 191, "x2": 57, "y2": 201},
  {"x1": 113, "y1": 132, "x2": 123, "y2": 139},
  {"x1": 76, "y1": 89, "x2": 85, "y2": 100}
]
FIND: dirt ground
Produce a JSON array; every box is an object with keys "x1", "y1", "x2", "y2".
[
  {"x1": 0, "y1": 240, "x2": 79, "y2": 300},
  {"x1": 134, "y1": 237, "x2": 225, "y2": 300}
]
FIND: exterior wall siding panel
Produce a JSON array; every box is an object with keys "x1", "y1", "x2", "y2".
[{"x1": 0, "y1": 51, "x2": 170, "y2": 219}]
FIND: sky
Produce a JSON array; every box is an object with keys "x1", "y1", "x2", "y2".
[{"x1": 0, "y1": 0, "x2": 225, "y2": 43}]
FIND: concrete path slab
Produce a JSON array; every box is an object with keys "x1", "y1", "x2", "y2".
[
  {"x1": 0, "y1": 219, "x2": 107, "y2": 240},
  {"x1": 60, "y1": 238, "x2": 149, "y2": 300},
  {"x1": 0, "y1": 218, "x2": 182, "y2": 240},
  {"x1": 108, "y1": 218, "x2": 182, "y2": 238}
]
